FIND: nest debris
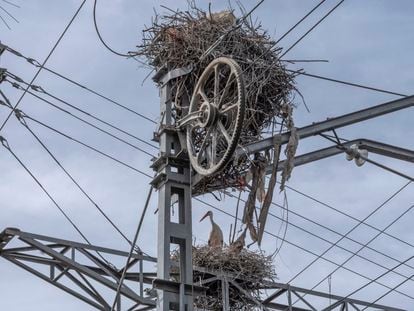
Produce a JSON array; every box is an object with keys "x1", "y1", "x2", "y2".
[
  {"x1": 137, "y1": 3, "x2": 299, "y2": 194},
  {"x1": 172, "y1": 245, "x2": 276, "y2": 310}
]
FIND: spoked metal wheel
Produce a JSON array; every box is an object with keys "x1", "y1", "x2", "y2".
[{"x1": 181, "y1": 57, "x2": 245, "y2": 176}]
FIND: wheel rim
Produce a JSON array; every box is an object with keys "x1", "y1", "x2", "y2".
[{"x1": 186, "y1": 57, "x2": 245, "y2": 176}]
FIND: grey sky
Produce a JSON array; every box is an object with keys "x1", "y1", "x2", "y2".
[{"x1": 0, "y1": 0, "x2": 413, "y2": 310}]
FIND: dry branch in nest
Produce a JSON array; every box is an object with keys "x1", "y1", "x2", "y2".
[
  {"x1": 136, "y1": 3, "x2": 299, "y2": 193},
  {"x1": 171, "y1": 245, "x2": 276, "y2": 310}
]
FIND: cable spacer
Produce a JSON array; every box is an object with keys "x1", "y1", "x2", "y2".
[
  {"x1": 0, "y1": 136, "x2": 10, "y2": 149},
  {"x1": 14, "y1": 109, "x2": 27, "y2": 125},
  {"x1": 31, "y1": 84, "x2": 46, "y2": 93}
]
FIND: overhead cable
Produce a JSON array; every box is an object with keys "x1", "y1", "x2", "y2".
[
  {"x1": 5, "y1": 72, "x2": 157, "y2": 149},
  {"x1": 0, "y1": 0, "x2": 87, "y2": 132}
]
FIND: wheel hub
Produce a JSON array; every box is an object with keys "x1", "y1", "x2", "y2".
[{"x1": 199, "y1": 102, "x2": 218, "y2": 128}]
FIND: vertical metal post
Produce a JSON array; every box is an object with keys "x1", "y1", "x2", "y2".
[
  {"x1": 153, "y1": 71, "x2": 193, "y2": 311},
  {"x1": 222, "y1": 276, "x2": 230, "y2": 311}
]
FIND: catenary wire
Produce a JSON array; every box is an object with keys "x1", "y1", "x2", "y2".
[
  {"x1": 288, "y1": 69, "x2": 408, "y2": 97},
  {"x1": 14, "y1": 111, "x2": 145, "y2": 253},
  {"x1": 111, "y1": 186, "x2": 153, "y2": 310},
  {"x1": 7, "y1": 100, "x2": 414, "y2": 283},
  {"x1": 5, "y1": 80, "x2": 155, "y2": 157},
  {"x1": 0, "y1": 11, "x2": 10, "y2": 29},
  {"x1": 0, "y1": 4, "x2": 18, "y2": 23},
  {"x1": 274, "y1": 0, "x2": 327, "y2": 45},
  {"x1": 222, "y1": 189, "x2": 414, "y2": 287},
  {"x1": 1, "y1": 0, "x2": 19, "y2": 8},
  {"x1": 280, "y1": 0, "x2": 345, "y2": 58},
  {"x1": 4, "y1": 43, "x2": 407, "y2": 123},
  {"x1": 194, "y1": 197, "x2": 414, "y2": 300},
  {"x1": 5, "y1": 99, "x2": 414, "y2": 281},
  {"x1": 282, "y1": 180, "x2": 411, "y2": 309},
  {"x1": 93, "y1": 0, "x2": 139, "y2": 59},
  {"x1": 8, "y1": 107, "x2": 414, "y2": 300},
  {"x1": 5, "y1": 72, "x2": 157, "y2": 149},
  {"x1": 326, "y1": 253, "x2": 414, "y2": 311},
  {"x1": 361, "y1": 273, "x2": 414, "y2": 311},
  {"x1": 1, "y1": 44, "x2": 157, "y2": 124},
  {"x1": 0, "y1": 0, "x2": 86, "y2": 132},
  {"x1": 289, "y1": 202, "x2": 414, "y2": 309},
  {"x1": 283, "y1": 183, "x2": 414, "y2": 256},
  {"x1": 0, "y1": 135, "x2": 114, "y2": 267}
]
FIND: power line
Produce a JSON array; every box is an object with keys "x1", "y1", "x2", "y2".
[
  {"x1": 280, "y1": 0, "x2": 345, "y2": 58},
  {"x1": 1, "y1": 0, "x2": 19, "y2": 8},
  {"x1": 222, "y1": 190, "x2": 414, "y2": 287},
  {"x1": 0, "y1": 13, "x2": 9, "y2": 29},
  {"x1": 0, "y1": 0, "x2": 86, "y2": 132},
  {"x1": 0, "y1": 4, "x2": 19, "y2": 23},
  {"x1": 8, "y1": 106, "x2": 413, "y2": 300},
  {"x1": 283, "y1": 182, "x2": 414, "y2": 259},
  {"x1": 5, "y1": 80, "x2": 155, "y2": 157},
  {"x1": 11, "y1": 98, "x2": 414, "y2": 282},
  {"x1": 329, "y1": 253, "x2": 414, "y2": 311},
  {"x1": 14, "y1": 110, "x2": 143, "y2": 253},
  {"x1": 288, "y1": 69, "x2": 408, "y2": 97},
  {"x1": 290, "y1": 202, "x2": 414, "y2": 308},
  {"x1": 10, "y1": 98, "x2": 414, "y2": 282},
  {"x1": 16, "y1": 104, "x2": 414, "y2": 286},
  {"x1": 92, "y1": 0, "x2": 138, "y2": 58},
  {"x1": 2, "y1": 44, "x2": 157, "y2": 124},
  {"x1": 275, "y1": 0, "x2": 327, "y2": 44},
  {"x1": 111, "y1": 186, "x2": 153, "y2": 310},
  {"x1": 283, "y1": 180, "x2": 411, "y2": 294},
  {"x1": 5, "y1": 72, "x2": 157, "y2": 150},
  {"x1": 0, "y1": 135, "x2": 114, "y2": 267},
  {"x1": 22, "y1": 113, "x2": 152, "y2": 178},
  {"x1": 193, "y1": 197, "x2": 414, "y2": 300},
  {"x1": 361, "y1": 272, "x2": 414, "y2": 311}
]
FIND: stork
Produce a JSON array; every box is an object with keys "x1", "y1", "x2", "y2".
[
  {"x1": 200, "y1": 211, "x2": 223, "y2": 248},
  {"x1": 229, "y1": 227, "x2": 247, "y2": 254}
]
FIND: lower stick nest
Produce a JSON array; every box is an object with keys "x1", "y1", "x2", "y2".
[{"x1": 171, "y1": 246, "x2": 277, "y2": 310}]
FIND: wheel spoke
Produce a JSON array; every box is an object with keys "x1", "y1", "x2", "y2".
[
  {"x1": 218, "y1": 72, "x2": 234, "y2": 109},
  {"x1": 214, "y1": 64, "x2": 220, "y2": 107},
  {"x1": 218, "y1": 121, "x2": 232, "y2": 144},
  {"x1": 220, "y1": 103, "x2": 238, "y2": 114},
  {"x1": 197, "y1": 127, "x2": 213, "y2": 163},
  {"x1": 210, "y1": 129, "x2": 218, "y2": 166},
  {"x1": 199, "y1": 89, "x2": 209, "y2": 104}
]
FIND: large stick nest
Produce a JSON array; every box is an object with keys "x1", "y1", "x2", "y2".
[
  {"x1": 137, "y1": 3, "x2": 298, "y2": 192},
  {"x1": 172, "y1": 246, "x2": 276, "y2": 310}
]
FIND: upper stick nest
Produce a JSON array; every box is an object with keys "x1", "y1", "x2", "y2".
[{"x1": 137, "y1": 4, "x2": 298, "y2": 192}]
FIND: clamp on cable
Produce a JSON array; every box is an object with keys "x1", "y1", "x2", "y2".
[
  {"x1": 0, "y1": 136, "x2": 10, "y2": 150},
  {"x1": 26, "y1": 58, "x2": 41, "y2": 67},
  {"x1": 30, "y1": 84, "x2": 46, "y2": 93},
  {"x1": 14, "y1": 109, "x2": 28, "y2": 126}
]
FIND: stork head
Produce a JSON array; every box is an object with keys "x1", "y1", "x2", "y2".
[{"x1": 200, "y1": 210, "x2": 212, "y2": 222}]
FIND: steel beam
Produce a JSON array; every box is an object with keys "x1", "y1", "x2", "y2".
[
  {"x1": 238, "y1": 95, "x2": 414, "y2": 156},
  {"x1": 1, "y1": 228, "x2": 405, "y2": 311},
  {"x1": 272, "y1": 138, "x2": 414, "y2": 174},
  {"x1": 0, "y1": 228, "x2": 156, "y2": 310},
  {"x1": 152, "y1": 70, "x2": 194, "y2": 311}
]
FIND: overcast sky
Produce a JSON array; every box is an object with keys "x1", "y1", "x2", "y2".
[{"x1": 0, "y1": 0, "x2": 413, "y2": 310}]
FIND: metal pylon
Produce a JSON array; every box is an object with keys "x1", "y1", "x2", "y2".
[{"x1": 152, "y1": 69, "x2": 194, "y2": 311}]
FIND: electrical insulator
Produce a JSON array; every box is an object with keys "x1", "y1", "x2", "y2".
[{"x1": 345, "y1": 144, "x2": 368, "y2": 167}]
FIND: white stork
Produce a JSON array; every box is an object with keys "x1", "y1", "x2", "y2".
[{"x1": 200, "y1": 210, "x2": 223, "y2": 248}]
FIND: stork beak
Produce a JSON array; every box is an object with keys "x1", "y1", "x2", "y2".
[{"x1": 200, "y1": 212, "x2": 209, "y2": 222}]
